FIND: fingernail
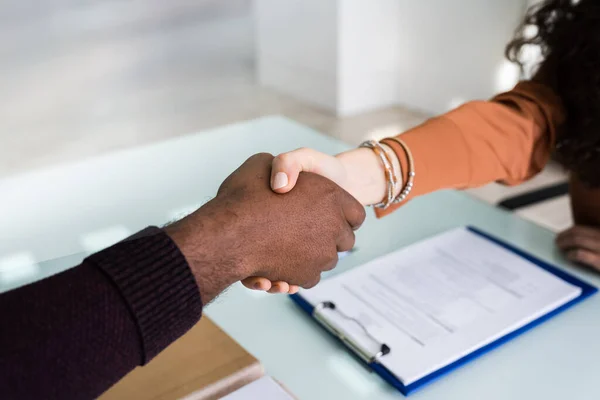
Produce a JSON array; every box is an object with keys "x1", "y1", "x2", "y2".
[
  {"x1": 254, "y1": 282, "x2": 263, "y2": 289},
  {"x1": 272, "y1": 172, "x2": 288, "y2": 190}
]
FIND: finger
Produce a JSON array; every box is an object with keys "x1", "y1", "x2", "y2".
[
  {"x1": 339, "y1": 189, "x2": 367, "y2": 231},
  {"x1": 336, "y1": 224, "x2": 356, "y2": 253},
  {"x1": 556, "y1": 227, "x2": 578, "y2": 249},
  {"x1": 270, "y1": 148, "x2": 316, "y2": 193},
  {"x1": 242, "y1": 277, "x2": 272, "y2": 291},
  {"x1": 302, "y1": 275, "x2": 322, "y2": 290},
  {"x1": 569, "y1": 226, "x2": 600, "y2": 239},
  {"x1": 556, "y1": 227, "x2": 600, "y2": 252},
  {"x1": 557, "y1": 226, "x2": 600, "y2": 242},
  {"x1": 321, "y1": 251, "x2": 339, "y2": 273},
  {"x1": 566, "y1": 249, "x2": 600, "y2": 270},
  {"x1": 288, "y1": 285, "x2": 300, "y2": 294},
  {"x1": 268, "y1": 281, "x2": 290, "y2": 294},
  {"x1": 270, "y1": 148, "x2": 338, "y2": 193}
]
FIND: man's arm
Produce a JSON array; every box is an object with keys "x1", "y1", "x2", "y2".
[
  {"x1": 0, "y1": 228, "x2": 205, "y2": 399},
  {"x1": 0, "y1": 153, "x2": 364, "y2": 399},
  {"x1": 0, "y1": 198, "x2": 252, "y2": 399}
]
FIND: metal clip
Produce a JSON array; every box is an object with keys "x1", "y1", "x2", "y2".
[{"x1": 313, "y1": 301, "x2": 391, "y2": 363}]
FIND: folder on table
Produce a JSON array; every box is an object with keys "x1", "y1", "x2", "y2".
[{"x1": 291, "y1": 227, "x2": 596, "y2": 395}]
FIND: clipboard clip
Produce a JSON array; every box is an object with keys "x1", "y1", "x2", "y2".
[{"x1": 313, "y1": 301, "x2": 391, "y2": 364}]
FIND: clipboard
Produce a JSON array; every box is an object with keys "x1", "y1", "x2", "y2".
[{"x1": 290, "y1": 226, "x2": 597, "y2": 396}]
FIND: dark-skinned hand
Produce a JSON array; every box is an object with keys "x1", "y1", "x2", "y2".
[
  {"x1": 166, "y1": 153, "x2": 365, "y2": 303},
  {"x1": 556, "y1": 226, "x2": 600, "y2": 271}
]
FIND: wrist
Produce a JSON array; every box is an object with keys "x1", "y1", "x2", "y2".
[
  {"x1": 380, "y1": 143, "x2": 403, "y2": 198},
  {"x1": 335, "y1": 146, "x2": 403, "y2": 206},
  {"x1": 165, "y1": 198, "x2": 249, "y2": 304}
]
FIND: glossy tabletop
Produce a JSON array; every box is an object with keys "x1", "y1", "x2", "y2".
[{"x1": 2, "y1": 117, "x2": 599, "y2": 399}]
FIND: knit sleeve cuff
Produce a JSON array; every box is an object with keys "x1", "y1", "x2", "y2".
[{"x1": 85, "y1": 226, "x2": 203, "y2": 363}]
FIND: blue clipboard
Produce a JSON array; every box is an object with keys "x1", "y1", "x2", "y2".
[{"x1": 290, "y1": 226, "x2": 597, "y2": 396}]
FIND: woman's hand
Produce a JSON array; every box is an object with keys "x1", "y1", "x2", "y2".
[
  {"x1": 267, "y1": 146, "x2": 399, "y2": 204},
  {"x1": 241, "y1": 146, "x2": 400, "y2": 294},
  {"x1": 268, "y1": 147, "x2": 349, "y2": 195},
  {"x1": 556, "y1": 226, "x2": 600, "y2": 271}
]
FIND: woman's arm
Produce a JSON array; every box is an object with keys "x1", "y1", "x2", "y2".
[
  {"x1": 375, "y1": 80, "x2": 565, "y2": 217},
  {"x1": 277, "y1": 80, "x2": 565, "y2": 210},
  {"x1": 245, "y1": 80, "x2": 566, "y2": 293},
  {"x1": 269, "y1": 146, "x2": 402, "y2": 206}
]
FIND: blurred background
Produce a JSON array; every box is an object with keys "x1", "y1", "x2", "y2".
[
  {"x1": 1, "y1": 0, "x2": 570, "y2": 277},
  {"x1": 1, "y1": 0, "x2": 548, "y2": 180}
]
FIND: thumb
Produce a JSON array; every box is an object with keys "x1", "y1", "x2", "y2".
[{"x1": 270, "y1": 148, "x2": 337, "y2": 194}]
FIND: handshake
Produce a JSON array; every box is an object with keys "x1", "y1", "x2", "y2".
[{"x1": 166, "y1": 150, "x2": 366, "y2": 303}]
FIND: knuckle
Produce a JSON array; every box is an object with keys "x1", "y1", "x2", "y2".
[
  {"x1": 329, "y1": 246, "x2": 340, "y2": 261},
  {"x1": 276, "y1": 152, "x2": 290, "y2": 163},
  {"x1": 572, "y1": 249, "x2": 584, "y2": 259},
  {"x1": 346, "y1": 231, "x2": 357, "y2": 249},
  {"x1": 324, "y1": 258, "x2": 338, "y2": 272},
  {"x1": 573, "y1": 249, "x2": 591, "y2": 263},
  {"x1": 337, "y1": 228, "x2": 355, "y2": 250},
  {"x1": 303, "y1": 276, "x2": 321, "y2": 289},
  {"x1": 356, "y1": 205, "x2": 367, "y2": 225},
  {"x1": 251, "y1": 152, "x2": 274, "y2": 161},
  {"x1": 275, "y1": 152, "x2": 296, "y2": 169},
  {"x1": 323, "y1": 249, "x2": 339, "y2": 269}
]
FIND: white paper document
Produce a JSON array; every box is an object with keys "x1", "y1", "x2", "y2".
[{"x1": 301, "y1": 228, "x2": 582, "y2": 385}]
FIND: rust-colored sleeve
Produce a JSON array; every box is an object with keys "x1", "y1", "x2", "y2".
[{"x1": 376, "y1": 81, "x2": 565, "y2": 218}]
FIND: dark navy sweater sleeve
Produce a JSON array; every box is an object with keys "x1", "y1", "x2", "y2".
[{"x1": 0, "y1": 227, "x2": 203, "y2": 399}]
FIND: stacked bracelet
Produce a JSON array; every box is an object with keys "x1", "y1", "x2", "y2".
[
  {"x1": 381, "y1": 137, "x2": 415, "y2": 204},
  {"x1": 359, "y1": 140, "x2": 398, "y2": 209}
]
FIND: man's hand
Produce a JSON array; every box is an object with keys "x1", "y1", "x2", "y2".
[
  {"x1": 556, "y1": 226, "x2": 600, "y2": 271},
  {"x1": 165, "y1": 153, "x2": 365, "y2": 304},
  {"x1": 242, "y1": 146, "x2": 398, "y2": 293}
]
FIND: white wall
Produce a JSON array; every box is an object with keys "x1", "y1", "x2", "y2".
[
  {"x1": 388, "y1": 0, "x2": 526, "y2": 114},
  {"x1": 255, "y1": 0, "x2": 339, "y2": 110},
  {"x1": 256, "y1": 0, "x2": 528, "y2": 116},
  {"x1": 337, "y1": 0, "x2": 405, "y2": 115}
]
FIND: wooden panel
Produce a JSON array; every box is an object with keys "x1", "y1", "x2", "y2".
[{"x1": 100, "y1": 317, "x2": 263, "y2": 400}]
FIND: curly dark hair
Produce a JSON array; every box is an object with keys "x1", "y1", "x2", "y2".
[{"x1": 506, "y1": 0, "x2": 600, "y2": 187}]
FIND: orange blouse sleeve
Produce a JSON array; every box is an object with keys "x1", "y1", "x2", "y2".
[{"x1": 376, "y1": 80, "x2": 565, "y2": 218}]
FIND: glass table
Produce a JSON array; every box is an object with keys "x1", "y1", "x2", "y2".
[{"x1": 2, "y1": 116, "x2": 599, "y2": 399}]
